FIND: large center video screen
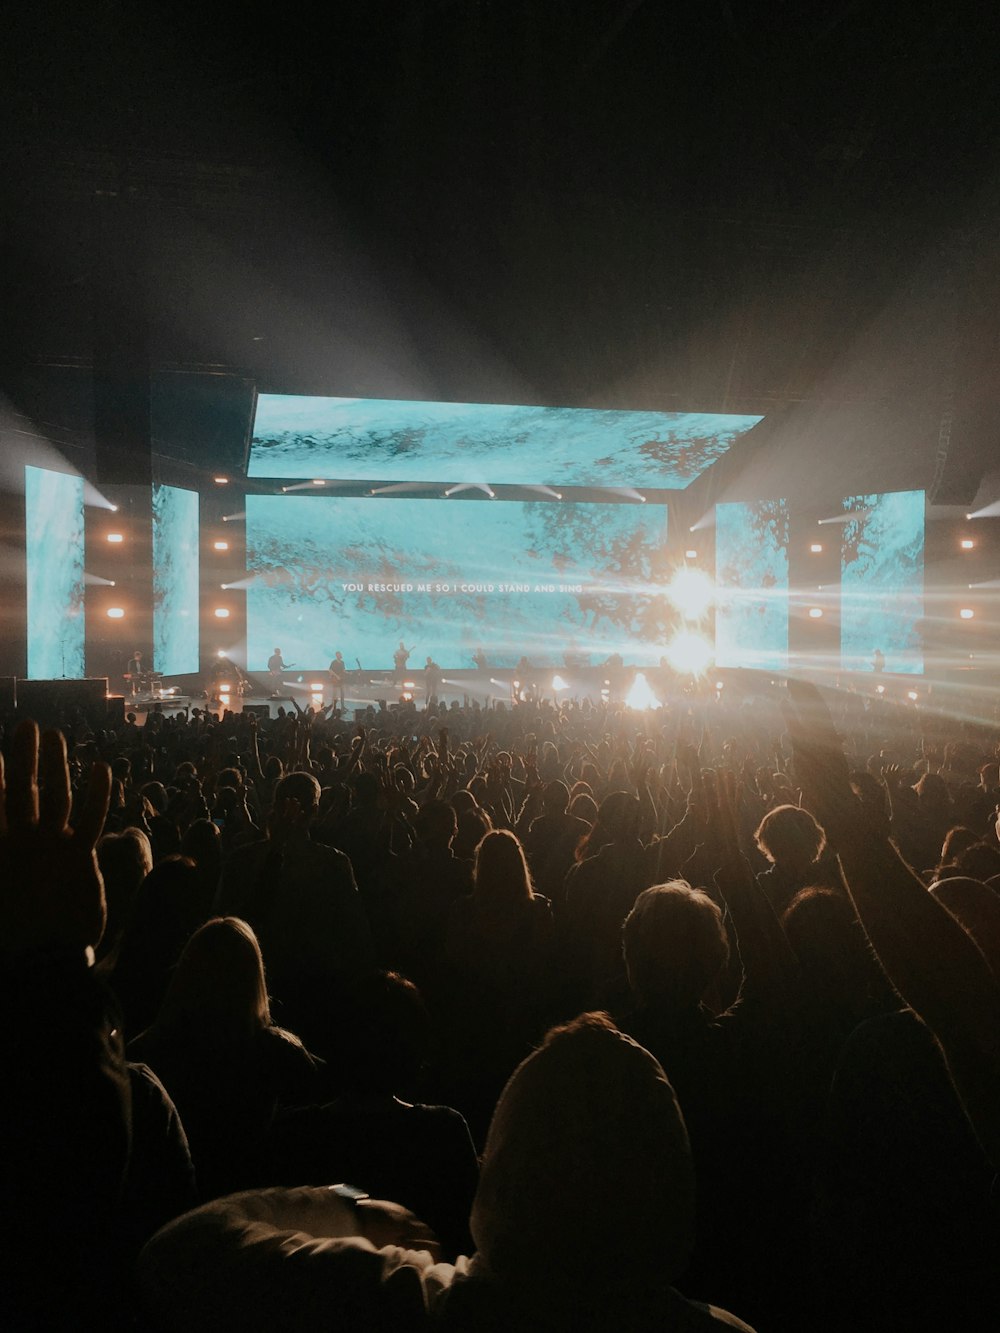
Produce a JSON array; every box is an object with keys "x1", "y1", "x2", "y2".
[
  {"x1": 249, "y1": 394, "x2": 763, "y2": 489},
  {"x1": 245, "y1": 495, "x2": 670, "y2": 670}
]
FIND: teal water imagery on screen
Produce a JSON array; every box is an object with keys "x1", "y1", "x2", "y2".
[
  {"x1": 152, "y1": 484, "x2": 200, "y2": 676},
  {"x1": 249, "y1": 394, "x2": 763, "y2": 489},
  {"x1": 714, "y1": 499, "x2": 789, "y2": 671},
  {"x1": 841, "y1": 489, "x2": 924, "y2": 674},
  {"x1": 245, "y1": 495, "x2": 670, "y2": 669},
  {"x1": 25, "y1": 465, "x2": 86, "y2": 678}
]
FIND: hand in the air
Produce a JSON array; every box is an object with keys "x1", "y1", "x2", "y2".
[{"x1": 0, "y1": 720, "x2": 111, "y2": 955}]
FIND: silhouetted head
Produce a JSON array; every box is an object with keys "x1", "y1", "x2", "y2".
[
  {"x1": 154, "y1": 916, "x2": 270, "y2": 1043},
  {"x1": 474, "y1": 829, "x2": 534, "y2": 910},
  {"x1": 623, "y1": 882, "x2": 730, "y2": 1010},
  {"x1": 471, "y1": 1013, "x2": 694, "y2": 1302},
  {"x1": 543, "y1": 780, "x2": 570, "y2": 816},
  {"x1": 755, "y1": 803, "x2": 826, "y2": 872}
]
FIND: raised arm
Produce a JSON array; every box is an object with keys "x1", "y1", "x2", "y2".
[{"x1": 785, "y1": 679, "x2": 1000, "y2": 1165}]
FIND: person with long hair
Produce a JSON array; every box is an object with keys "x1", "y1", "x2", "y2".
[{"x1": 129, "y1": 917, "x2": 322, "y2": 1198}]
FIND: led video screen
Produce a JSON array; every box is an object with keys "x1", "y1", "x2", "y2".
[
  {"x1": 25, "y1": 465, "x2": 86, "y2": 679},
  {"x1": 245, "y1": 495, "x2": 669, "y2": 670},
  {"x1": 249, "y1": 394, "x2": 763, "y2": 489},
  {"x1": 152, "y1": 484, "x2": 200, "y2": 676},
  {"x1": 714, "y1": 499, "x2": 790, "y2": 671},
  {"x1": 841, "y1": 489, "x2": 924, "y2": 674}
]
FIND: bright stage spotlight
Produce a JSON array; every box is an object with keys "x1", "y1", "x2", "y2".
[
  {"x1": 625, "y1": 672, "x2": 658, "y2": 709},
  {"x1": 106, "y1": 532, "x2": 124, "y2": 544},
  {"x1": 665, "y1": 630, "x2": 713, "y2": 675},
  {"x1": 107, "y1": 607, "x2": 125, "y2": 619},
  {"x1": 551, "y1": 674, "x2": 569, "y2": 691},
  {"x1": 214, "y1": 608, "x2": 230, "y2": 619},
  {"x1": 960, "y1": 539, "x2": 975, "y2": 550},
  {"x1": 214, "y1": 540, "x2": 229, "y2": 551},
  {"x1": 685, "y1": 548, "x2": 698, "y2": 560},
  {"x1": 810, "y1": 543, "x2": 823, "y2": 553},
  {"x1": 876, "y1": 684, "x2": 886, "y2": 694},
  {"x1": 666, "y1": 567, "x2": 715, "y2": 620},
  {"x1": 214, "y1": 476, "x2": 229, "y2": 485},
  {"x1": 907, "y1": 690, "x2": 919, "y2": 702},
  {"x1": 808, "y1": 607, "x2": 824, "y2": 619},
  {"x1": 960, "y1": 608, "x2": 975, "y2": 619}
]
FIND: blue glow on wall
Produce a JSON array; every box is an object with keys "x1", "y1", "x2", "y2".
[
  {"x1": 841, "y1": 489, "x2": 924, "y2": 675},
  {"x1": 245, "y1": 495, "x2": 669, "y2": 670},
  {"x1": 249, "y1": 394, "x2": 763, "y2": 489},
  {"x1": 152, "y1": 484, "x2": 200, "y2": 676},
  {"x1": 25, "y1": 465, "x2": 86, "y2": 679},
  {"x1": 714, "y1": 499, "x2": 789, "y2": 671}
]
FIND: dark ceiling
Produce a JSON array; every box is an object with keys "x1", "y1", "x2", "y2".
[{"x1": 3, "y1": 1, "x2": 1000, "y2": 486}]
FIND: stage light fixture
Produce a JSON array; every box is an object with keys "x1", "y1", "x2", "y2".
[
  {"x1": 907, "y1": 690, "x2": 918, "y2": 701},
  {"x1": 214, "y1": 541, "x2": 229, "y2": 551},
  {"x1": 109, "y1": 504, "x2": 119, "y2": 512},
  {"x1": 551, "y1": 674, "x2": 569, "y2": 691},
  {"x1": 664, "y1": 630, "x2": 713, "y2": 675},
  {"x1": 808, "y1": 607, "x2": 824, "y2": 618},
  {"x1": 214, "y1": 477, "x2": 229, "y2": 485},
  {"x1": 107, "y1": 607, "x2": 125, "y2": 619},
  {"x1": 667, "y1": 567, "x2": 715, "y2": 619},
  {"x1": 810, "y1": 543, "x2": 823, "y2": 553},
  {"x1": 312, "y1": 479, "x2": 325, "y2": 486},
  {"x1": 961, "y1": 539, "x2": 975, "y2": 550},
  {"x1": 876, "y1": 685, "x2": 886, "y2": 694},
  {"x1": 715, "y1": 681, "x2": 725, "y2": 691},
  {"x1": 625, "y1": 672, "x2": 658, "y2": 709},
  {"x1": 214, "y1": 608, "x2": 230, "y2": 619},
  {"x1": 685, "y1": 549, "x2": 698, "y2": 560},
  {"x1": 107, "y1": 533, "x2": 123, "y2": 543},
  {"x1": 217, "y1": 650, "x2": 226, "y2": 658},
  {"x1": 960, "y1": 608, "x2": 975, "y2": 619}
]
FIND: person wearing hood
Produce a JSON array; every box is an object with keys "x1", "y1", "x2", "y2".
[{"x1": 137, "y1": 1013, "x2": 756, "y2": 1332}]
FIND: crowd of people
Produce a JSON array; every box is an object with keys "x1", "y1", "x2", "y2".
[{"x1": 2, "y1": 679, "x2": 999, "y2": 1330}]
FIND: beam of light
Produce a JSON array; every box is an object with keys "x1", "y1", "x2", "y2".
[
  {"x1": 688, "y1": 510, "x2": 716, "y2": 532},
  {"x1": 524, "y1": 485, "x2": 563, "y2": 500},
  {"x1": 222, "y1": 512, "x2": 246, "y2": 522},
  {"x1": 966, "y1": 499, "x2": 1000, "y2": 519},
  {"x1": 666, "y1": 566, "x2": 715, "y2": 620},
  {"x1": 817, "y1": 510, "x2": 870, "y2": 525},
  {"x1": 665, "y1": 630, "x2": 713, "y2": 675},
  {"x1": 625, "y1": 671, "x2": 659, "y2": 709},
  {"x1": 370, "y1": 482, "x2": 434, "y2": 495},
  {"x1": 84, "y1": 573, "x2": 116, "y2": 586}
]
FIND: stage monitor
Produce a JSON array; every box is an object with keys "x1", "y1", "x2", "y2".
[
  {"x1": 714, "y1": 499, "x2": 790, "y2": 671},
  {"x1": 244, "y1": 493, "x2": 669, "y2": 670},
  {"x1": 25, "y1": 465, "x2": 86, "y2": 679},
  {"x1": 152, "y1": 483, "x2": 200, "y2": 676},
  {"x1": 249, "y1": 394, "x2": 763, "y2": 489},
  {"x1": 841, "y1": 489, "x2": 924, "y2": 675}
]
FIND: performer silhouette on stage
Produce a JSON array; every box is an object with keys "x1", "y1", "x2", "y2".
[
  {"x1": 267, "y1": 647, "x2": 288, "y2": 698},
  {"x1": 393, "y1": 641, "x2": 414, "y2": 687},
  {"x1": 328, "y1": 651, "x2": 346, "y2": 708},
  {"x1": 424, "y1": 655, "x2": 442, "y2": 702}
]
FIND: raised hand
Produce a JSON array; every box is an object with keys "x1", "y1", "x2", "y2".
[
  {"x1": 782, "y1": 680, "x2": 860, "y2": 850},
  {"x1": 0, "y1": 720, "x2": 111, "y2": 955}
]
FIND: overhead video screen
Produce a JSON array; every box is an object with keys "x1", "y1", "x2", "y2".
[
  {"x1": 714, "y1": 499, "x2": 790, "y2": 671},
  {"x1": 249, "y1": 394, "x2": 763, "y2": 489},
  {"x1": 244, "y1": 494, "x2": 670, "y2": 670},
  {"x1": 152, "y1": 484, "x2": 199, "y2": 676},
  {"x1": 841, "y1": 489, "x2": 924, "y2": 675},
  {"x1": 25, "y1": 465, "x2": 86, "y2": 679}
]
